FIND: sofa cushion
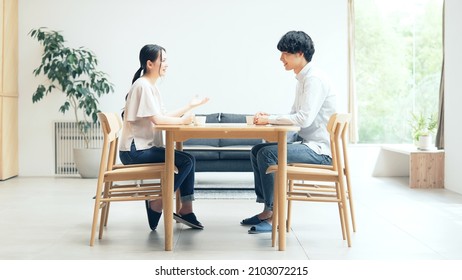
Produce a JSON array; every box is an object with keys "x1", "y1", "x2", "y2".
[
  {"x1": 183, "y1": 138, "x2": 220, "y2": 147},
  {"x1": 219, "y1": 113, "x2": 248, "y2": 123},
  {"x1": 185, "y1": 150, "x2": 220, "y2": 160},
  {"x1": 220, "y1": 138, "x2": 263, "y2": 147},
  {"x1": 199, "y1": 113, "x2": 220, "y2": 123},
  {"x1": 220, "y1": 150, "x2": 252, "y2": 160},
  {"x1": 194, "y1": 159, "x2": 252, "y2": 172}
]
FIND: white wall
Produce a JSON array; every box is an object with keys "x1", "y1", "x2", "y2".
[
  {"x1": 444, "y1": 0, "x2": 462, "y2": 194},
  {"x1": 18, "y1": 0, "x2": 347, "y2": 176}
]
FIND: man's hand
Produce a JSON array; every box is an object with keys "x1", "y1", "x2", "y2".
[{"x1": 255, "y1": 113, "x2": 270, "y2": 125}]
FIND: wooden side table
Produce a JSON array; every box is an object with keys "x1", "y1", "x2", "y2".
[
  {"x1": 373, "y1": 144, "x2": 445, "y2": 188},
  {"x1": 409, "y1": 150, "x2": 444, "y2": 188}
]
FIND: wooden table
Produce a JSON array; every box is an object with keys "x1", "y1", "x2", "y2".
[{"x1": 154, "y1": 123, "x2": 300, "y2": 251}]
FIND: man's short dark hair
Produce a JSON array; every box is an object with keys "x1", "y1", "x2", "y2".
[{"x1": 277, "y1": 31, "x2": 315, "y2": 62}]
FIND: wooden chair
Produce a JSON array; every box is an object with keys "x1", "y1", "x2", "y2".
[
  {"x1": 286, "y1": 115, "x2": 356, "y2": 234},
  {"x1": 90, "y1": 112, "x2": 173, "y2": 250},
  {"x1": 267, "y1": 113, "x2": 354, "y2": 247}
]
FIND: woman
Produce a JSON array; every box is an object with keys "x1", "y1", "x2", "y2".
[{"x1": 119, "y1": 44, "x2": 209, "y2": 230}]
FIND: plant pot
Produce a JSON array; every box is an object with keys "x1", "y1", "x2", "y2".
[
  {"x1": 73, "y1": 148, "x2": 102, "y2": 178},
  {"x1": 418, "y1": 134, "x2": 433, "y2": 151}
]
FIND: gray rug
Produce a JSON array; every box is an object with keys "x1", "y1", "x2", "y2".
[
  {"x1": 195, "y1": 189, "x2": 256, "y2": 199},
  {"x1": 193, "y1": 172, "x2": 255, "y2": 199}
]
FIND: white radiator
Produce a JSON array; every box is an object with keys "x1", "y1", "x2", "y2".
[{"x1": 54, "y1": 122, "x2": 103, "y2": 175}]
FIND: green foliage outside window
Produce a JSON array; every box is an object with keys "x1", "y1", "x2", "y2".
[{"x1": 355, "y1": 0, "x2": 443, "y2": 143}]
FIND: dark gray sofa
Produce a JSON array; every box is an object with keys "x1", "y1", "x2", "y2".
[{"x1": 182, "y1": 113, "x2": 263, "y2": 172}]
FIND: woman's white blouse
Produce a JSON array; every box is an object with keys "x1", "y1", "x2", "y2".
[{"x1": 119, "y1": 77, "x2": 166, "y2": 151}]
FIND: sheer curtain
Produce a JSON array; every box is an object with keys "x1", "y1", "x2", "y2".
[
  {"x1": 435, "y1": 1, "x2": 445, "y2": 149},
  {"x1": 348, "y1": 0, "x2": 358, "y2": 143}
]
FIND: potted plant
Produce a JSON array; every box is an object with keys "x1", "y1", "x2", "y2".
[
  {"x1": 410, "y1": 112, "x2": 438, "y2": 150},
  {"x1": 30, "y1": 28, "x2": 114, "y2": 178}
]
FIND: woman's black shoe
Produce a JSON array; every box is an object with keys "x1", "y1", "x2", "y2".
[{"x1": 145, "y1": 200, "x2": 162, "y2": 231}]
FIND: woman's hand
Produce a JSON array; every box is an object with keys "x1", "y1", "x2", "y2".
[{"x1": 189, "y1": 95, "x2": 210, "y2": 108}]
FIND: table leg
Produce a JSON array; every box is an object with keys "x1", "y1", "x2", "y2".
[
  {"x1": 175, "y1": 142, "x2": 183, "y2": 214},
  {"x1": 277, "y1": 131, "x2": 287, "y2": 251},
  {"x1": 163, "y1": 131, "x2": 174, "y2": 251}
]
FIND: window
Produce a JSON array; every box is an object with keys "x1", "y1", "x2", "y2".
[{"x1": 355, "y1": 0, "x2": 443, "y2": 143}]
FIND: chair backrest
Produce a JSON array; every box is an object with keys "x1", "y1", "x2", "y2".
[
  {"x1": 97, "y1": 112, "x2": 123, "y2": 174},
  {"x1": 98, "y1": 112, "x2": 122, "y2": 142},
  {"x1": 326, "y1": 113, "x2": 351, "y2": 173}
]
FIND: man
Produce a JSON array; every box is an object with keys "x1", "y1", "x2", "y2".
[{"x1": 242, "y1": 31, "x2": 337, "y2": 233}]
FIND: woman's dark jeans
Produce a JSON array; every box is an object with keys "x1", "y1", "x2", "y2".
[{"x1": 119, "y1": 142, "x2": 195, "y2": 202}]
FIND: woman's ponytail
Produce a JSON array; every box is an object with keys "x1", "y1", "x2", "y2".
[
  {"x1": 131, "y1": 66, "x2": 143, "y2": 84},
  {"x1": 123, "y1": 66, "x2": 143, "y2": 119}
]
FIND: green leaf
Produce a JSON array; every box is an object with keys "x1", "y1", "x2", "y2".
[
  {"x1": 59, "y1": 102, "x2": 70, "y2": 114},
  {"x1": 32, "y1": 85, "x2": 46, "y2": 103}
]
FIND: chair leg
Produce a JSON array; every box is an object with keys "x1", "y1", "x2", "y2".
[
  {"x1": 349, "y1": 196, "x2": 356, "y2": 233},
  {"x1": 103, "y1": 182, "x2": 112, "y2": 227},
  {"x1": 103, "y1": 202, "x2": 110, "y2": 227},
  {"x1": 271, "y1": 172, "x2": 279, "y2": 248},
  {"x1": 345, "y1": 171, "x2": 356, "y2": 232},
  {"x1": 98, "y1": 202, "x2": 107, "y2": 240},
  {"x1": 90, "y1": 208, "x2": 100, "y2": 246},
  {"x1": 99, "y1": 182, "x2": 112, "y2": 240},
  {"x1": 338, "y1": 201, "x2": 346, "y2": 240},
  {"x1": 339, "y1": 179, "x2": 352, "y2": 247},
  {"x1": 90, "y1": 182, "x2": 104, "y2": 246},
  {"x1": 336, "y1": 182, "x2": 347, "y2": 241},
  {"x1": 100, "y1": 192, "x2": 109, "y2": 228},
  {"x1": 342, "y1": 140, "x2": 356, "y2": 232},
  {"x1": 287, "y1": 180, "x2": 294, "y2": 232}
]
